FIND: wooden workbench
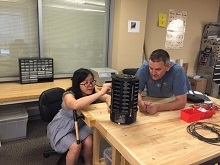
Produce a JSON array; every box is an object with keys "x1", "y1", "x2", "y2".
[
  {"x1": 0, "y1": 78, "x2": 72, "y2": 105},
  {"x1": 81, "y1": 97, "x2": 220, "y2": 165},
  {"x1": 1, "y1": 79, "x2": 220, "y2": 164}
]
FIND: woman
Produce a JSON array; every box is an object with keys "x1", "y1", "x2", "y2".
[{"x1": 47, "y1": 68, "x2": 111, "y2": 165}]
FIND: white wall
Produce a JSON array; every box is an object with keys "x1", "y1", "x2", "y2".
[
  {"x1": 144, "y1": 0, "x2": 220, "y2": 76},
  {"x1": 111, "y1": 0, "x2": 220, "y2": 76}
]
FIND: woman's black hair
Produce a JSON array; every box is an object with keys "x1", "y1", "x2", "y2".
[{"x1": 68, "y1": 68, "x2": 95, "y2": 99}]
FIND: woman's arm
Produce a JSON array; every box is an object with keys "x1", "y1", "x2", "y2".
[
  {"x1": 63, "y1": 83, "x2": 111, "y2": 110},
  {"x1": 99, "y1": 93, "x2": 111, "y2": 108}
]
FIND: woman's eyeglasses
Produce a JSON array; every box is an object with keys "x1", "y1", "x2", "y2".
[{"x1": 80, "y1": 80, "x2": 96, "y2": 87}]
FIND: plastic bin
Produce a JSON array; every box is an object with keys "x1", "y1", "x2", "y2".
[
  {"x1": 180, "y1": 107, "x2": 215, "y2": 123},
  {"x1": 0, "y1": 104, "x2": 28, "y2": 142},
  {"x1": 103, "y1": 147, "x2": 112, "y2": 165}
]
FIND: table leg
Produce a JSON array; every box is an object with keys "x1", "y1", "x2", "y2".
[
  {"x1": 93, "y1": 127, "x2": 100, "y2": 164},
  {"x1": 121, "y1": 156, "x2": 130, "y2": 165},
  {"x1": 112, "y1": 146, "x2": 121, "y2": 165}
]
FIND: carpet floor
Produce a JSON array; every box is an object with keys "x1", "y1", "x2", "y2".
[{"x1": 0, "y1": 119, "x2": 110, "y2": 165}]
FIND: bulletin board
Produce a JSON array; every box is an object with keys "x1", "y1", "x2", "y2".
[{"x1": 165, "y1": 9, "x2": 187, "y2": 49}]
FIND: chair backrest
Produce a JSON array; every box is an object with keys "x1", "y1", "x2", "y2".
[{"x1": 39, "y1": 87, "x2": 65, "y2": 122}]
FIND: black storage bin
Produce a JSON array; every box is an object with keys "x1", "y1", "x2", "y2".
[
  {"x1": 122, "y1": 68, "x2": 138, "y2": 75},
  {"x1": 19, "y1": 58, "x2": 54, "y2": 84}
]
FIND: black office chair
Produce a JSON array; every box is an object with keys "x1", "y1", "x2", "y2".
[{"x1": 38, "y1": 87, "x2": 67, "y2": 165}]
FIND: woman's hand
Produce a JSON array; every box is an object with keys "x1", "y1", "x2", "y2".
[
  {"x1": 103, "y1": 83, "x2": 111, "y2": 113},
  {"x1": 100, "y1": 83, "x2": 112, "y2": 95},
  {"x1": 105, "y1": 96, "x2": 111, "y2": 113}
]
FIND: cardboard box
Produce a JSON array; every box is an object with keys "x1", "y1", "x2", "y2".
[
  {"x1": 189, "y1": 78, "x2": 207, "y2": 94},
  {"x1": 182, "y1": 63, "x2": 188, "y2": 73}
]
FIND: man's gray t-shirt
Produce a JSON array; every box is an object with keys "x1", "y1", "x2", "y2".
[{"x1": 135, "y1": 61, "x2": 190, "y2": 98}]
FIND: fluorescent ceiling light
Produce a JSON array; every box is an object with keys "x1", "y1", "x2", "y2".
[
  {"x1": 83, "y1": 2, "x2": 105, "y2": 7},
  {"x1": 0, "y1": 0, "x2": 18, "y2": 2},
  {"x1": 49, "y1": 4, "x2": 104, "y2": 12}
]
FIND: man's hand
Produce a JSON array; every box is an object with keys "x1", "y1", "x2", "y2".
[
  {"x1": 138, "y1": 101, "x2": 152, "y2": 112},
  {"x1": 146, "y1": 104, "x2": 159, "y2": 115},
  {"x1": 139, "y1": 101, "x2": 159, "y2": 115},
  {"x1": 138, "y1": 101, "x2": 146, "y2": 112}
]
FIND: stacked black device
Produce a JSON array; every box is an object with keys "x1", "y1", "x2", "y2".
[
  {"x1": 110, "y1": 74, "x2": 139, "y2": 124},
  {"x1": 19, "y1": 58, "x2": 54, "y2": 84}
]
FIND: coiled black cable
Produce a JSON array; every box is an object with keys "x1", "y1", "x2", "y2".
[{"x1": 187, "y1": 122, "x2": 220, "y2": 146}]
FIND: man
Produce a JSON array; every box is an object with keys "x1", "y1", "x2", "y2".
[{"x1": 135, "y1": 49, "x2": 190, "y2": 115}]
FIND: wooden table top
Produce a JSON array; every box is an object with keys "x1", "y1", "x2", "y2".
[
  {"x1": 81, "y1": 97, "x2": 220, "y2": 165},
  {"x1": 0, "y1": 78, "x2": 72, "y2": 105}
]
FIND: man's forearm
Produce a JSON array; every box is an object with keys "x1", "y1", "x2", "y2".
[{"x1": 157, "y1": 98, "x2": 186, "y2": 112}]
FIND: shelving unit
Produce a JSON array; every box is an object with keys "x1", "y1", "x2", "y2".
[{"x1": 197, "y1": 23, "x2": 220, "y2": 98}]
